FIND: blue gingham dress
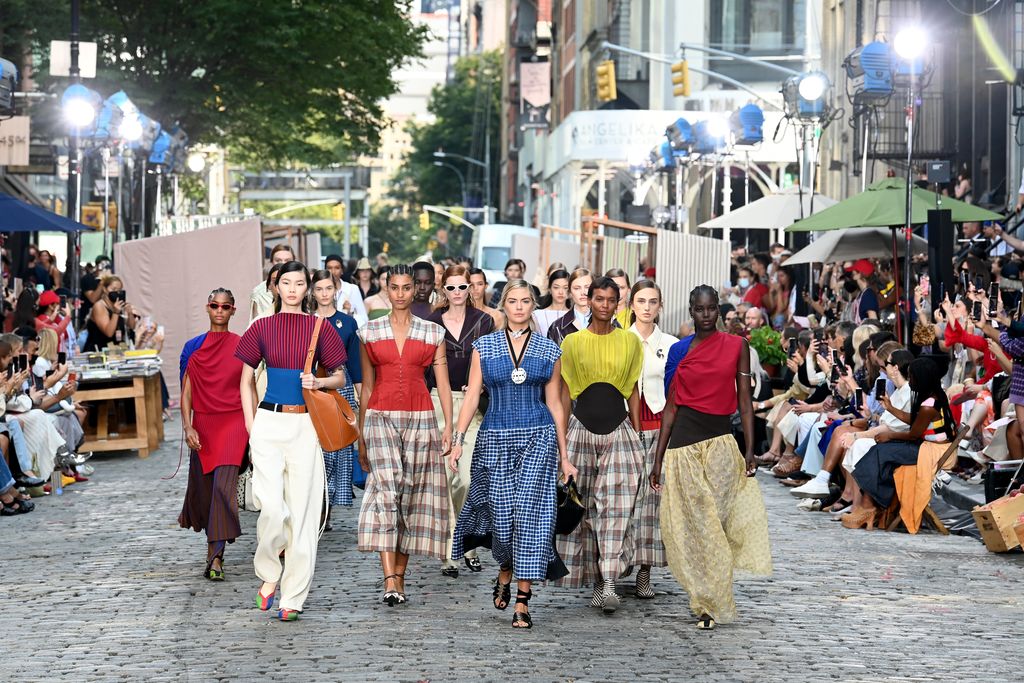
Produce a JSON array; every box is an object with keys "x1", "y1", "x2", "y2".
[
  {"x1": 451, "y1": 331, "x2": 562, "y2": 581},
  {"x1": 323, "y1": 368, "x2": 357, "y2": 507}
]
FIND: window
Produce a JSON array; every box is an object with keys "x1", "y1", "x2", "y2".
[{"x1": 708, "y1": 0, "x2": 806, "y2": 83}]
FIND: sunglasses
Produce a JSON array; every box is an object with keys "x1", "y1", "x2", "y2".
[
  {"x1": 208, "y1": 303, "x2": 236, "y2": 311},
  {"x1": 444, "y1": 284, "x2": 470, "y2": 292}
]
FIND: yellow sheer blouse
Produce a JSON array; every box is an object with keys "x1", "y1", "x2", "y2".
[{"x1": 560, "y1": 328, "x2": 643, "y2": 400}]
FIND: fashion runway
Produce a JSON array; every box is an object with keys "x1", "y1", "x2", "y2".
[{"x1": 5, "y1": 417, "x2": 1022, "y2": 682}]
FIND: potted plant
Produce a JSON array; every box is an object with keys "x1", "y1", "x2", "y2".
[{"x1": 748, "y1": 326, "x2": 787, "y2": 377}]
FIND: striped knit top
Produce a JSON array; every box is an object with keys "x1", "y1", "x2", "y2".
[{"x1": 235, "y1": 312, "x2": 347, "y2": 405}]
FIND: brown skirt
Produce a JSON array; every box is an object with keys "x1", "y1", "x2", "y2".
[{"x1": 178, "y1": 451, "x2": 241, "y2": 545}]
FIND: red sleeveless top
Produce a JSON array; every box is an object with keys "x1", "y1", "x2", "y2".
[{"x1": 670, "y1": 332, "x2": 744, "y2": 416}]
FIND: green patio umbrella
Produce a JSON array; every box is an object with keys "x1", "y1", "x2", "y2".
[{"x1": 785, "y1": 177, "x2": 1003, "y2": 232}]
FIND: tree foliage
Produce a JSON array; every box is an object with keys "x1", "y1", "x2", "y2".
[
  {"x1": 1, "y1": 0, "x2": 428, "y2": 165},
  {"x1": 396, "y1": 50, "x2": 502, "y2": 217}
]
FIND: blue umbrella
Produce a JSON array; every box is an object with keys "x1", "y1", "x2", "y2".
[{"x1": 0, "y1": 193, "x2": 90, "y2": 233}]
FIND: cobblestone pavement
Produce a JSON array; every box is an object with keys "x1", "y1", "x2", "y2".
[{"x1": 5, "y1": 418, "x2": 1024, "y2": 682}]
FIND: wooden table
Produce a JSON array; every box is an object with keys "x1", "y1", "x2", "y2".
[{"x1": 75, "y1": 373, "x2": 165, "y2": 458}]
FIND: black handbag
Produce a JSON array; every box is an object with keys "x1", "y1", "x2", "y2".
[{"x1": 555, "y1": 476, "x2": 585, "y2": 535}]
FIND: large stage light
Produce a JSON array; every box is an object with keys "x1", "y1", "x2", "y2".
[
  {"x1": 61, "y1": 84, "x2": 102, "y2": 130},
  {"x1": 843, "y1": 41, "x2": 894, "y2": 103},
  {"x1": 730, "y1": 104, "x2": 764, "y2": 146},
  {"x1": 782, "y1": 71, "x2": 830, "y2": 121}
]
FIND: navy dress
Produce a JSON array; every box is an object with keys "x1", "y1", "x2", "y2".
[
  {"x1": 321, "y1": 311, "x2": 362, "y2": 507},
  {"x1": 452, "y1": 331, "x2": 566, "y2": 580}
]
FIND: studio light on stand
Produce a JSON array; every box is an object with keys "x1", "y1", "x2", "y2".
[
  {"x1": 0, "y1": 57, "x2": 18, "y2": 117},
  {"x1": 663, "y1": 119, "x2": 692, "y2": 232},
  {"x1": 894, "y1": 25, "x2": 929, "y2": 345},
  {"x1": 730, "y1": 104, "x2": 765, "y2": 208}
]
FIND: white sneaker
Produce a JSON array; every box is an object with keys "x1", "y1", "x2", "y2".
[{"x1": 790, "y1": 478, "x2": 831, "y2": 499}]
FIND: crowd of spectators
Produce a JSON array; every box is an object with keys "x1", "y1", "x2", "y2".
[
  {"x1": 0, "y1": 243, "x2": 166, "y2": 517},
  {"x1": 714, "y1": 228, "x2": 1024, "y2": 531}
]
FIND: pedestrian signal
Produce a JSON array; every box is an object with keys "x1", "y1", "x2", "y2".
[{"x1": 419, "y1": 212, "x2": 430, "y2": 230}]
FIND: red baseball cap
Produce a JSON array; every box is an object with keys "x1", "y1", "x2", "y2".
[
  {"x1": 845, "y1": 259, "x2": 874, "y2": 277},
  {"x1": 38, "y1": 290, "x2": 60, "y2": 307}
]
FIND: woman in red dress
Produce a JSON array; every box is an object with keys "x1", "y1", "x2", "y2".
[{"x1": 178, "y1": 288, "x2": 249, "y2": 581}]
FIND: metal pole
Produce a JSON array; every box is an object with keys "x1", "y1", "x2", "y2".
[
  {"x1": 484, "y1": 129, "x2": 492, "y2": 224},
  {"x1": 67, "y1": 0, "x2": 81, "y2": 293},
  {"x1": 903, "y1": 67, "x2": 916, "y2": 346},
  {"x1": 154, "y1": 164, "x2": 163, "y2": 227},
  {"x1": 115, "y1": 145, "x2": 124, "y2": 246},
  {"x1": 674, "y1": 164, "x2": 683, "y2": 231},
  {"x1": 102, "y1": 147, "x2": 110, "y2": 256},
  {"x1": 140, "y1": 156, "x2": 147, "y2": 238},
  {"x1": 342, "y1": 173, "x2": 352, "y2": 261},
  {"x1": 861, "y1": 114, "x2": 870, "y2": 192},
  {"x1": 361, "y1": 195, "x2": 370, "y2": 258}
]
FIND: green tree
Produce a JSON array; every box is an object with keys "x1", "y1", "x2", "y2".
[
  {"x1": 1, "y1": 0, "x2": 427, "y2": 165},
  {"x1": 398, "y1": 50, "x2": 502, "y2": 220}
]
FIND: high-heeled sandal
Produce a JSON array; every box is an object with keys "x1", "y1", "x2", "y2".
[
  {"x1": 382, "y1": 574, "x2": 401, "y2": 606},
  {"x1": 635, "y1": 568, "x2": 655, "y2": 599},
  {"x1": 205, "y1": 556, "x2": 225, "y2": 581},
  {"x1": 493, "y1": 566, "x2": 512, "y2": 610},
  {"x1": 464, "y1": 555, "x2": 483, "y2": 572},
  {"x1": 754, "y1": 449, "x2": 781, "y2": 466},
  {"x1": 395, "y1": 573, "x2": 407, "y2": 605},
  {"x1": 840, "y1": 507, "x2": 876, "y2": 530},
  {"x1": 512, "y1": 589, "x2": 533, "y2": 629}
]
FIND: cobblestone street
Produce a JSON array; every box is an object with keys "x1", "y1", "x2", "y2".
[{"x1": 5, "y1": 419, "x2": 1023, "y2": 682}]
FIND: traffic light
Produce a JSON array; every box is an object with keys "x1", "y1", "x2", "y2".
[
  {"x1": 595, "y1": 60, "x2": 617, "y2": 102},
  {"x1": 331, "y1": 203, "x2": 345, "y2": 221},
  {"x1": 672, "y1": 60, "x2": 690, "y2": 98},
  {"x1": 419, "y1": 211, "x2": 430, "y2": 230}
]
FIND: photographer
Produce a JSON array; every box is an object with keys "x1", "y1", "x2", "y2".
[{"x1": 84, "y1": 275, "x2": 133, "y2": 352}]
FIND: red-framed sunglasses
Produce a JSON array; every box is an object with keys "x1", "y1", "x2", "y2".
[{"x1": 208, "y1": 303, "x2": 236, "y2": 311}]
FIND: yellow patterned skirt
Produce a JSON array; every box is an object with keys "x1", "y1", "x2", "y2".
[{"x1": 660, "y1": 434, "x2": 772, "y2": 624}]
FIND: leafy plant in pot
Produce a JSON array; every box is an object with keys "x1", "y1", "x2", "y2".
[{"x1": 748, "y1": 326, "x2": 787, "y2": 377}]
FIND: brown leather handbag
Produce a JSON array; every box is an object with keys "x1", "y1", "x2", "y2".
[{"x1": 302, "y1": 317, "x2": 359, "y2": 451}]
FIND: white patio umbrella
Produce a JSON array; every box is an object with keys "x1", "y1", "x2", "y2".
[
  {"x1": 699, "y1": 187, "x2": 838, "y2": 245},
  {"x1": 782, "y1": 227, "x2": 929, "y2": 266}
]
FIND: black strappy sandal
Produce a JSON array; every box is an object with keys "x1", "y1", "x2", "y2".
[
  {"x1": 512, "y1": 589, "x2": 533, "y2": 629},
  {"x1": 395, "y1": 573, "x2": 407, "y2": 605},
  {"x1": 464, "y1": 555, "x2": 483, "y2": 572},
  {"x1": 382, "y1": 574, "x2": 401, "y2": 606},
  {"x1": 205, "y1": 556, "x2": 225, "y2": 581},
  {"x1": 493, "y1": 565, "x2": 512, "y2": 610}
]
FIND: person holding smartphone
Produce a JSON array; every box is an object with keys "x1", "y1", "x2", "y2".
[
  {"x1": 33, "y1": 290, "x2": 73, "y2": 352},
  {"x1": 84, "y1": 275, "x2": 132, "y2": 352}
]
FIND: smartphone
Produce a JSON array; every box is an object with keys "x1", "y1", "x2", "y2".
[
  {"x1": 921, "y1": 275, "x2": 930, "y2": 297},
  {"x1": 874, "y1": 377, "x2": 887, "y2": 399},
  {"x1": 35, "y1": 284, "x2": 44, "y2": 294},
  {"x1": 58, "y1": 352, "x2": 66, "y2": 365},
  {"x1": 68, "y1": 371, "x2": 77, "y2": 382},
  {"x1": 813, "y1": 328, "x2": 824, "y2": 342},
  {"x1": 17, "y1": 355, "x2": 27, "y2": 372},
  {"x1": 831, "y1": 349, "x2": 841, "y2": 365},
  {"x1": 59, "y1": 295, "x2": 67, "y2": 309},
  {"x1": 959, "y1": 271, "x2": 968, "y2": 293},
  {"x1": 5, "y1": 367, "x2": 11, "y2": 379},
  {"x1": 830, "y1": 365, "x2": 840, "y2": 383},
  {"x1": 854, "y1": 387, "x2": 864, "y2": 411},
  {"x1": 787, "y1": 338, "x2": 798, "y2": 356},
  {"x1": 989, "y1": 283, "x2": 1000, "y2": 316},
  {"x1": 32, "y1": 374, "x2": 44, "y2": 391},
  {"x1": 972, "y1": 300, "x2": 983, "y2": 320},
  {"x1": 30, "y1": 354, "x2": 38, "y2": 368},
  {"x1": 975, "y1": 276, "x2": 984, "y2": 292}
]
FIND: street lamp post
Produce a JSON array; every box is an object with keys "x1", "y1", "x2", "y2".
[
  {"x1": 67, "y1": 0, "x2": 81, "y2": 292},
  {"x1": 433, "y1": 160, "x2": 469, "y2": 216},
  {"x1": 433, "y1": 149, "x2": 492, "y2": 224}
]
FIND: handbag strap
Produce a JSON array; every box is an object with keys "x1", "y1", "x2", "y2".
[{"x1": 304, "y1": 316, "x2": 324, "y2": 375}]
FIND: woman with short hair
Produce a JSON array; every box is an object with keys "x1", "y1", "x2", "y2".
[
  {"x1": 651, "y1": 285, "x2": 771, "y2": 630},
  {"x1": 179, "y1": 288, "x2": 247, "y2": 581}
]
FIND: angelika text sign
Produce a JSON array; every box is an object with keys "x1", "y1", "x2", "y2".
[{"x1": 552, "y1": 111, "x2": 687, "y2": 169}]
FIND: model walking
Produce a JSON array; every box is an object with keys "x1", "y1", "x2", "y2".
[
  {"x1": 357, "y1": 264, "x2": 453, "y2": 606},
  {"x1": 651, "y1": 286, "x2": 772, "y2": 630},
  {"x1": 178, "y1": 288, "x2": 248, "y2": 581},
  {"x1": 428, "y1": 265, "x2": 495, "y2": 577},
  {"x1": 236, "y1": 261, "x2": 349, "y2": 621},
  {"x1": 555, "y1": 276, "x2": 645, "y2": 613},
  {"x1": 546, "y1": 268, "x2": 593, "y2": 346},
  {"x1": 626, "y1": 279, "x2": 678, "y2": 598},
  {"x1": 448, "y1": 279, "x2": 575, "y2": 628},
  {"x1": 311, "y1": 269, "x2": 363, "y2": 524}
]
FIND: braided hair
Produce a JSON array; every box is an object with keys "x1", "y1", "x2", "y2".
[
  {"x1": 387, "y1": 263, "x2": 414, "y2": 283},
  {"x1": 208, "y1": 287, "x2": 235, "y2": 304},
  {"x1": 689, "y1": 284, "x2": 719, "y2": 307}
]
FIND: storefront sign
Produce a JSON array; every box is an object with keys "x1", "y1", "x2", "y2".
[
  {"x1": 519, "y1": 61, "x2": 551, "y2": 130},
  {"x1": 0, "y1": 116, "x2": 30, "y2": 166}
]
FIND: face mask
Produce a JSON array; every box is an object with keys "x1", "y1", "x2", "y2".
[
  {"x1": 843, "y1": 280, "x2": 859, "y2": 294},
  {"x1": 738, "y1": 277, "x2": 750, "y2": 289}
]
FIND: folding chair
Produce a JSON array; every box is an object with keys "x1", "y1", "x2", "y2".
[{"x1": 885, "y1": 426, "x2": 969, "y2": 535}]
